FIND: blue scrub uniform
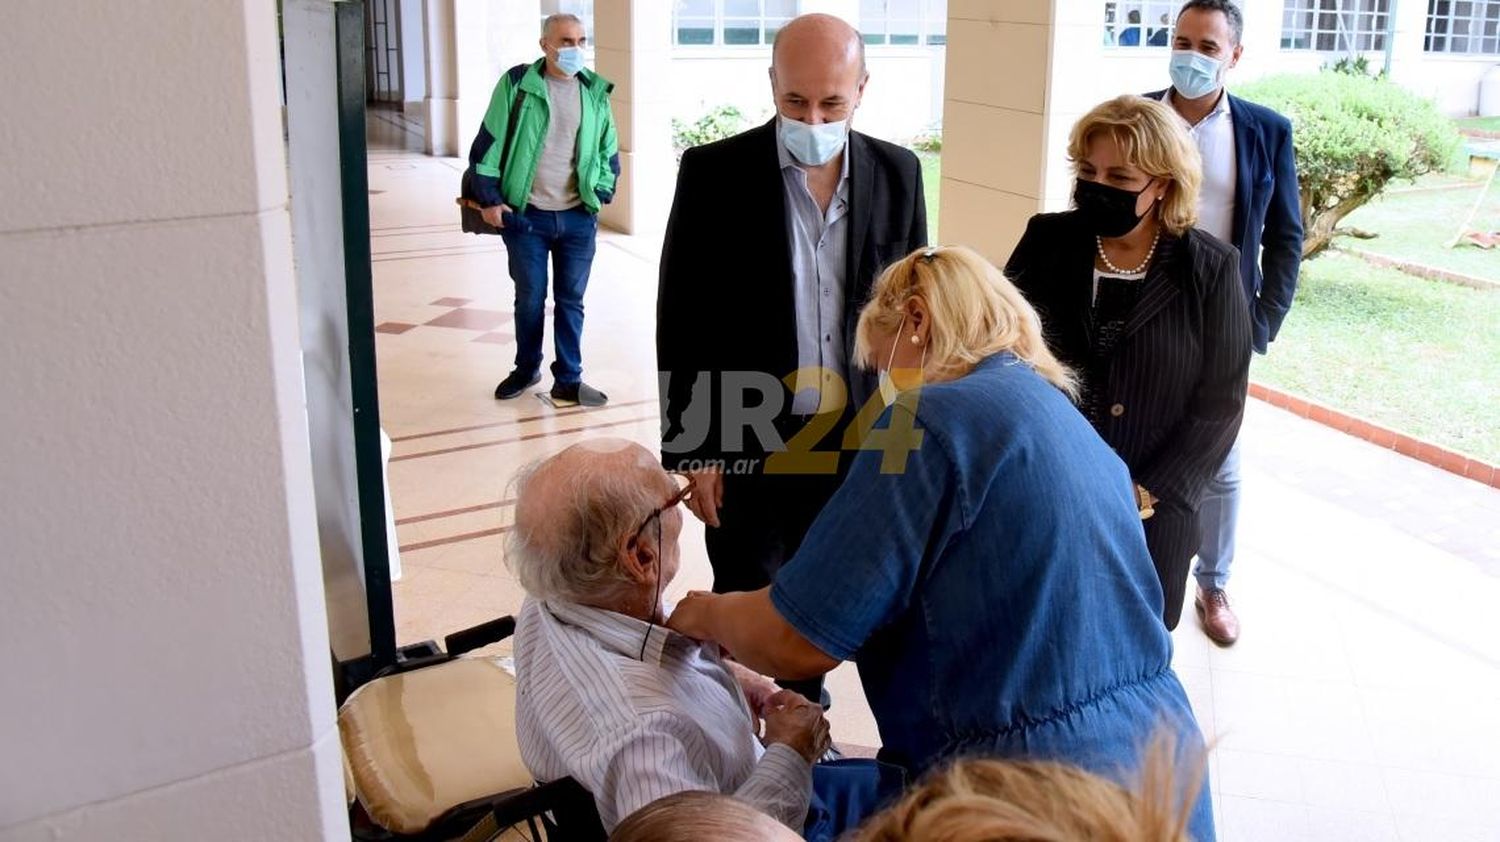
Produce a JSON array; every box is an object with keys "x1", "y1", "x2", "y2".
[{"x1": 771, "y1": 352, "x2": 1215, "y2": 841}]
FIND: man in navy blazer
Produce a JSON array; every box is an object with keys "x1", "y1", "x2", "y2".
[{"x1": 1147, "y1": 0, "x2": 1304, "y2": 645}]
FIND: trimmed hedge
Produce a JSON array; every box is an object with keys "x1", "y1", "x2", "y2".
[{"x1": 1235, "y1": 72, "x2": 1460, "y2": 256}]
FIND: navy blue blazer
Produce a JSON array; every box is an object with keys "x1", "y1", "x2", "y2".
[{"x1": 1147, "y1": 90, "x2": 1305, "y2": 353}]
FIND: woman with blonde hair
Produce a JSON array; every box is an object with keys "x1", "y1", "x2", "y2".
[
  {"x1": 855, "y1": 734, "x2": 1206, "y2": 842},
  {"x1": 1005, "y1": 95, "x2": 1250, "y2": 631},
  {"x1": 670, "y1": 245, "x2": 1215, "y2": 841}
]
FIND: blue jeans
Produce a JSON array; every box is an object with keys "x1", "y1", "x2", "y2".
[
  {"x1": 1194, "y1": 438, "x2": 1241, "y2": 591},
  {"x1": 499, "y1": 205, "x2": 597, "y2": 385}
]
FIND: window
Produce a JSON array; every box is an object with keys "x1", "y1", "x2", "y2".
[
  {"x1": 860, "y1": 0, "x2": 948, "y2": 47},
  {"x1": 1102, "y1": 2, "x2": 1179, "y2": 48},
  {"x1": 673, "y1": 0, "x2": 798, "y2": 47},
  {"x1": 540, "y1": 0, "x2": 594, "y2": 38},
  {"x1": 1426, "y1": 0, "x2": 1500, "y2": 54},
  {"x1": 1280, "y1": 0, "x2": 1390, "y2": 52}
]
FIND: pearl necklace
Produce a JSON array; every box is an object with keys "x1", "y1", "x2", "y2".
[{"x1": 1096, "y1": 230, "x2": 1160, "y2": 275}]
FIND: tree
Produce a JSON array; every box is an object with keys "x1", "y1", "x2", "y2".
[{"x1": 1236, "y1": 72, "x2": 1460, "y2": 257}]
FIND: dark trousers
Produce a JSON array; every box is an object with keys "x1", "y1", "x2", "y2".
[
  {"x1": 706, "y1": 465, "x2": 846, "y2": 707},
  {"x1": 1143, "y1": 502, "x2": 1198, "y2": 630},
  {"x1": 499, "y1": 205, "x2": 597, "y2": 385},
  {"x1": 804, "y1": 760, "x2": 908, "y2": 841}
]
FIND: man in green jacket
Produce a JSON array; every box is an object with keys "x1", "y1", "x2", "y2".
[{"x1": 469, "y1": 13, "x2": 619, "y2": 407}]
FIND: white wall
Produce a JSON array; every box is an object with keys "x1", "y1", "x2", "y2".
[
  {"x1": 1056, "y1": 0, "x2": 1496, "y2": 130},
  {"x1": 0, "y1": 3, "x2": 346, "y2": 840},
  {"x1": 1040, "y1": 0, "x2": 1494, "y2": 212},
  {"x1": 1400, "y1": 56, "x2": 1499, "y2": 115},
  {"x1": 668, "y1": 49, "x2": 945, "y2": 145}
]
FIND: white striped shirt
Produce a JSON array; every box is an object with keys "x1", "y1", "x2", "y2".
[{"x1": 513, "y1": 597, "x2": 812, "y2": 831}]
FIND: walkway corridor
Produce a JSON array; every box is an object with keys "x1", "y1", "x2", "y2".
[{"x1": 366, "y1": 123, "x2": 1500, "y2": 842}]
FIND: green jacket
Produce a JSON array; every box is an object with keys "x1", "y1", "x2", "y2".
[{"x1": 468, "y1": 59, "x2": 619, "y2": 214}]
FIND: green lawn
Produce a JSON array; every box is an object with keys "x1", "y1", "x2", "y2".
[
  {"x1": 919, "y1": 151, "x2": 940, "y2": 242},
  {"x1": 1459, "y1": 116, "x2": 1500, "y2": 133},
  {"x1": 1252, "y1": 251, "x2": 1500, "y2": 462},
  {"x1": 1340, "y1": 173, "x2": 1500, "y2": 282}
]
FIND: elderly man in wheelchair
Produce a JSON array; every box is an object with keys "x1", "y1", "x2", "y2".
[
  {"x1": 337, "y1": 438, "x2": 897, "y2": 841},
  {"x1": 508, "y1": 439, "x2": 899, "y2": 839}
]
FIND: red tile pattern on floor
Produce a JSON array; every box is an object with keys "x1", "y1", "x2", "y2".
[
  {"x1": 424, "y1": 307, "x2": 509, "y2": 331},
  {"x1": 374, "y1": 322, "x2": 418, "y2": 335},
  {"x1": 429, "y1": 297, "x2": 471, "y2": 307}
]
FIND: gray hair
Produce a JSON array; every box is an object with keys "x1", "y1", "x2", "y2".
[
  {"x1": 503, "y1": 452, "x2": 660, "y2": 604},
  {"x1": 542, "y1": 13, "x2": 584, "y2": 38}
]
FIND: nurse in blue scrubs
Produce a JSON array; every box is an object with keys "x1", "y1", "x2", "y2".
[{"x1": 668, "y1": 245, "x2": 1215, "y2": 841}]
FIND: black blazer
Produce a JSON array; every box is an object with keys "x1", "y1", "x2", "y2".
[
  {"x1": 657, "y1": 120, "x2": 928, "y2": 467},
  {"x1": 1145, "y1": 90, "x2": 1305, "y2": 352},
  {"x1": 1004, "y1": 211, "x2": 1250, "y2": 511}
]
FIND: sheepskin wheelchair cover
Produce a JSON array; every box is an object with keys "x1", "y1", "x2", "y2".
[{"x1": 338, "y1": 657, "x2": 532, "y2": 834}]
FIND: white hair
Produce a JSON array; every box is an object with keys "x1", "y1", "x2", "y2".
[{"x1": 503, "y1": 453, "x2": 661, "y2": 604}]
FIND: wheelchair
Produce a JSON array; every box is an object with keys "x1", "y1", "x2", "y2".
[{"x1": 337, "y1": 616, "x2": 605, "y2": 841}]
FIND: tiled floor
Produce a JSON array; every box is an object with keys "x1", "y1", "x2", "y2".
[{"x1": 365, "y1": 119, "x2": 1500, "y2": 842}]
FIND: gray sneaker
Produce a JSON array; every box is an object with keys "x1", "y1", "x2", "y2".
[{"x1": 550, "y1": 381, "x2": 608, "y2": 407}]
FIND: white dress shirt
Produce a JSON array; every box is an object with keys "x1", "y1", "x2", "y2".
[
  {"x1": 513, "y1": 597, "x2": 812, "y2": 831},
  {"x1": 779, "y1": 130, "x2": 851, "y2": 416},
  {"x1": 1161, "y1": 89, "x2": 1236, "y2": 244}
]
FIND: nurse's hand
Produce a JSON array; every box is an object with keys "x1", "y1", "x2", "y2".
[
  {"x1": 666, "y1": 590, "x2": 720, "y2": 642},
  {"x1": 684, "y1": 467, "x2": 724, "y2": 527}
]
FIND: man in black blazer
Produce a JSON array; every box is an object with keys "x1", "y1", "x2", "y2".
[
  {"x1": 657, "y1": 13, "x2": 927, "y2": 705},
  {"x1": 1149, "y1": 0, "x2": 1305, "y2": 645}
]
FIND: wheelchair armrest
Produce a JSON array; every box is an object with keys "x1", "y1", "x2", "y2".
[
  {"x1": 444, "y1": 615, "x2": 517, "y2": 658},
  {"x1": 420, "y1": 778, "x2": 603, "y2": 842}
]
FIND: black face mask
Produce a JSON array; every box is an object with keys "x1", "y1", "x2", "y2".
[{"x1": 1073, "y1": 177, "x2": 1153, "y2": 238}]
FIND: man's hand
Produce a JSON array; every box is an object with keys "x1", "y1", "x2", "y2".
[
  {"x1": 761, "y1": 689, "x2": 831, "y2": 764},
  {"x1": 665, "y1": 590, "x2": 719, "y2": 643},
  {"x1": 480, "y1": 203, "x2": 513, "y2": 228},
  {"x1": 684, "y1": 467, "x2": 724, "y2": 527}
]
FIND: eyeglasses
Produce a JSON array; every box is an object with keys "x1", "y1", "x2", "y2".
[
  {"x1": 630, "y1": 471, "x2": 695, "y2": 546},
  {"x1": 633, "y1": 471, "x2": 694, "y2": 661}
]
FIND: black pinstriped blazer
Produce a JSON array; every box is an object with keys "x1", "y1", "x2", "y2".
[{"x1": 1004, "y1": 211, "x2": 1250, "y2": 512}]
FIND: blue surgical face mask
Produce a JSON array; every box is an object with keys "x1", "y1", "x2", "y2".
[
  {"x1": 555, "y1": 46, "x2": 586, "y2": 76},
  {"x1": 1169, "y1": 49, "x2": 1225, "y2": 100},
  {"x1": 779, "y1": 115, "x2": 849, "y2": 166}
]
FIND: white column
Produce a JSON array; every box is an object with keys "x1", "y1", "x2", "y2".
[
  {"x1": 0, "y1": 2, "x2": 345, "y2": 840},
  {"x1": 1385, "y1": 0, "x2": 1436, "y2": 83},
  {"x1": 595, "y1": 0, "x2": 677, "y2": 234},
  {"x1": 424, "y1": 0, "x2": 541, "y2": 157},
  {"x1": 423, "y1": 0, "x2": 460, "y2": 155},
  {"x1": 939, "y1": 0, "x2": 1056, "y2": 264},
  {"x1": 401, "y1": 0, "x2": 427, "y2": 113}
]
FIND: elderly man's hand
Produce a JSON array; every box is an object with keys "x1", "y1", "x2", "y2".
[
  {"x1": 723, "y1": 659, "x2": 780, "y2": 732},
  {"x1": 665, "y1": 590, "x2": 719, "y2": 642},
  {"x1": 684, "y1": 467, "x2": 724, "y2": 527},
  {"x1": 761, "y1": 690, "x2": 831, "y2": 764}
]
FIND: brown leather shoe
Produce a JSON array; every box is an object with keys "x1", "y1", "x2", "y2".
[{"x1": 1195, "y1": 587, "x2": 1240, "y2": 646}]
